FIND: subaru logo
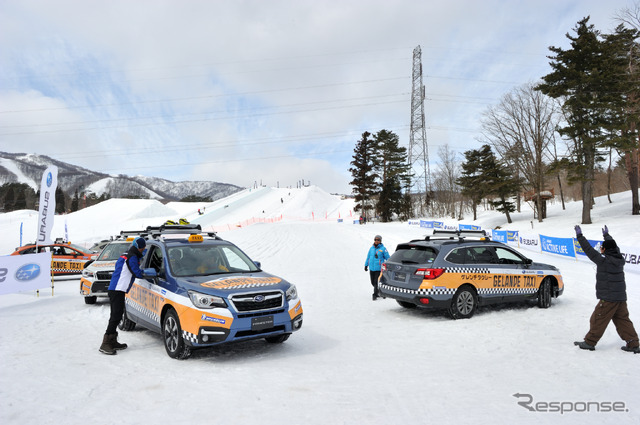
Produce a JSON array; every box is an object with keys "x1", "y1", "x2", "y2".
[
  {"x1": 253, "y1": 295, "x2": 265, "y2": 302},
  {"x1": 15, "y1": 263, "x2": 41, "y2": 281},
  {"x1": 46, "y1": 172, "x2": 53, "y2": 188}
]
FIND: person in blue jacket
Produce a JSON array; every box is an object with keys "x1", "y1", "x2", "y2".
[
  {"x1": 99, "y1": 237, "x2": 147, "y2": 355},
  {"x1": 364, "y1": 234, "x2": 390, "y2": 300}
]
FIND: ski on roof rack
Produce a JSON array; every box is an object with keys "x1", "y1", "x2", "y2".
[{"x1": 145, "y1": 224, "x2": 202, "y2": 233}]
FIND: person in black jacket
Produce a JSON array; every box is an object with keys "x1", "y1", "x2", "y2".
[{"x1": 573, "y1": 225, "x2": 639, "y2": 353}]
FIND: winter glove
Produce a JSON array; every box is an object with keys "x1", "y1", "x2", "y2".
[
  {"x1": 364, "y1": 266, "x2": 368, "y2": 272},
  {"x1": 602, "y1": 225, "x2": 609, "y2": 237},
  {"x1": 574, "y1": 225, "x2": 582, "y2": 237}
]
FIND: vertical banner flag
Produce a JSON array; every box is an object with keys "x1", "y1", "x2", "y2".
[{"x1": 37, "y1": 165, "x2": 58, "y2": 245}]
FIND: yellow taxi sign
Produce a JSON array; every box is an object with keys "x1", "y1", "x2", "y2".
[
  {"x1": 188, "y1": 234, "x2": 204, "y2": 243},
  {"x1": 126, "y1": 237, "x2": 135, "y2": 242}
]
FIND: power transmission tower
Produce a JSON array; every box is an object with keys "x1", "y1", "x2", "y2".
[{"x1": 408, "y1": 45, "x2": 430, "y2": 212}]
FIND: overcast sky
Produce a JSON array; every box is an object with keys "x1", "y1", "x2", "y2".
[{"x1": 0, "y1": 0, "x2": 634, "y2": 194}]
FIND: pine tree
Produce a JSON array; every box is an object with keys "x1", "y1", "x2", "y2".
[
  {"x1": 55, "y1": 187, "x2": 66, "y2": 214},
  {"x1": 457, "y1": 146, "x2": 491, "y2": 221},
  {"x1": 536, "y1": 17, "x2": 610, "y2": 224},
  {"x1": 349, "y1": 131, "x2": 379, "y2": 220},
  {"x1": 71, "y1": 188, "x2": 79, "y2": 212},
  {"x1": 483, "y1": 148, "x2": 521, "y2": 224},
  {"x1": 14, "y1": 188, "x2": 27, "y2": 210},
  {"x1": 601, "y1": 25, "x2": 640, "y2": 214},
  {"x1": 3, "y1": 186, "x2": 15, "y2": 211},
  {"x1": 374, "y1": 130, "x2": 411, "y2": 222}
]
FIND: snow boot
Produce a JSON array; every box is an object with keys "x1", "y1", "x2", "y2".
[
  {"x1": 574, "y1": 341, "x2": 595, "y2": 351},
  {"x1": 99, "y1": 333, "x2": 117, "y2": 355},
  {"x1": 112, "y1": 332, "x2": 128, "y2": 350},
  {"x1": 621, "y1": 345, "x2": 640, "y2": 354}
]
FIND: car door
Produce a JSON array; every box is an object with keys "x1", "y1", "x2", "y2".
[{"x1": 125, "y1": 244, "x2": 167, "y2": 332}]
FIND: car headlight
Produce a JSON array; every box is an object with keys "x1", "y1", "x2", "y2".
[
  {"x1": 286, "y1": 284, "x2": 298, "y2": 301},
  {"x1": 188, "y1": 290, "x2": 227, "y2": 309},
  {"x1": 82, "y1": 270, "x2": 95, "y2": 278}
]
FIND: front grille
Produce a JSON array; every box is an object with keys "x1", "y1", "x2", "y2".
[
  {"x1": 230, "y1": 291, "x2": 283, "y2": 312},
  {"x1": 91, "y1": 281, "x2": 109, "y2": 293},
  {"x1": 238, "y1": 308, "x2": 285, "y2": 319},
  {"x1": 235, "y1": 325, "x2": 286, "y2": 338},
  {"x1": 96, "y1": 271, "x2": 113, "y2": 280}
]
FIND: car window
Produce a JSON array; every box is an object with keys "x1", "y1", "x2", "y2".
[
  {"x1": 98, "y1": 243, "x2": 129, "y2": 261},
  {"x1": 495, "y1": 247, "x2": 525, "y2": 264},
  {"x1": 446, "y1": 247, "x2": 473, "y2": 264},
  {"x1": 469, "y1": 246, "x2": 498, "y2": 264},
  {"x1": 146, "y1": 246, "x2": 165, "y2": 275},
  {"x1": 21, "y1": 247, "x2": 37, "y2": 254},
  {"x1": 389, "y1": 245, "x2": 437, "y2": 264}
]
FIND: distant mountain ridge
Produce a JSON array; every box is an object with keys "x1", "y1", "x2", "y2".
[{"x1": 0, "y1": 151, "x2": 242, "y2": 201}]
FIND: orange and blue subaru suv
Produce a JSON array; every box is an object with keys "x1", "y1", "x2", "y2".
[
  {"x1": 118, "y1": 224, "x2": 303, "y2": 359},
  {"x1": 379, "y1": 230, "x2": 564, "y2": 319}
]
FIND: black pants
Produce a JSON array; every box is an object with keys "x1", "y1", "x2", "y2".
[
  {"x1": 369, "y1": 270, "x2": 381, "y2": 297},
  {"x1": 106, "y1": 290, "x2": 126, "y2": 335}
]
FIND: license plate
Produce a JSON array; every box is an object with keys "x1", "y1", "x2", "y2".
[
  {"x1": 394, "y1": 272, "x2": 407, "y2": 281},
  {"x1": 251, "y1": 316, "x2": 274, "y2": 331}
]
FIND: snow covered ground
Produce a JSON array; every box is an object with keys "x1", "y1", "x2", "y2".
[{"x1": 1, "y1": 187, "x2": 639, "y2": 425}]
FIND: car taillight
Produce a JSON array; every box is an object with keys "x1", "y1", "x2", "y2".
[{"x1": 415, "y1": 268, "x2": 444, "y2": 279}]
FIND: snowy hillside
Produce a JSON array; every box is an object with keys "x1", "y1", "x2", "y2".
[
  {"x1": 0, "y1": 187, "x2": 639, "y2": 425},
  {"x1": 0, "y1": 151, "x2": 242, "y2": 201}
]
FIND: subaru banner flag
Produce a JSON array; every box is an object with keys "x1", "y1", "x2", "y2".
[
  {"x1": 0, "y1": 252, "x2": 52, "y2": 295},
  {"x1": 540, "y1": 234, "x2": 576, "y2": 258},
  {"x1": 574, "y1": 238, "x2": 600, "y2": 256},
  {"x1": 459, "y1": 224, "x2": 481, "y2": 231},
  {"x1": 492, "y1": 229, "x2": 508, "y2": 243},
  {"x1": 37, "y1": 165, "x2": 58, "y2": 245}
]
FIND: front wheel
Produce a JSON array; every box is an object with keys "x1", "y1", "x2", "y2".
[
  {"x1": 449, "y1": 286, "x2": 477, "y2": 319},
  {"x1": 162, "y1": 309, "x2": 191, "y2": 359},
  {"x1": 537, "y1": 277, "x2": 552, "y2": 309}
]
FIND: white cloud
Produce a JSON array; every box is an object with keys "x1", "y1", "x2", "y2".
[{"x1": 0, "y1": 0, "x2": 632, "y2": 193}]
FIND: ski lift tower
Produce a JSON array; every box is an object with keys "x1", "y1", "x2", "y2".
[{"x1": 408, "y1": 45, "x2": 430, "y2": 211}]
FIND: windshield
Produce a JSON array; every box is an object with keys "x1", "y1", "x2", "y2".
[
  {"x1": 168, "y1": 244, "x2": 260, "y2": 277},
  {"x1": 98, "y1": 243, "x2": 130, "y2": 261}
]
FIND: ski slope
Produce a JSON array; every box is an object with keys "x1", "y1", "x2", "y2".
[{"x1": 0, "y1": 187, "x2": 639, "y2": 425}]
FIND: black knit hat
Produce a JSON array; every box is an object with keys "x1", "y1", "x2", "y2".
[{"x1": 602, "y1": 239, "x2": 617, "y2": 251}]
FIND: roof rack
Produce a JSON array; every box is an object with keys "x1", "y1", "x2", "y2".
[
  {"x1": 117, "y1": 230, "x2": 150, "y2": 239},
  {"x1": 412, "y1": 229, "x2": 489, "y2": 242},
  {"x1": 144, "y1": 224, "x2": 221, "y2": 241}
]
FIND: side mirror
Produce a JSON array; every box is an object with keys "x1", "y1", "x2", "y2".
[
  {"x1": 524, "y1": 258, "x2": 532, "y2": 265},
  {"x1": 143, "y1": 268, "x2": 158, "y2": 278},
  {"x1": 253, "y1": 261, "x2": 261, "y2": 269}
]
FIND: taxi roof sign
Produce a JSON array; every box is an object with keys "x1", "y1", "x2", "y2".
[{"x1": 188, "y1": 234, "x2": 204, "y2": 243}]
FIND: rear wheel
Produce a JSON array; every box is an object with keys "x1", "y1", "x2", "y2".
[
  {"x1": 118, "y1": 306, "x2": 136, "y2": 331},
  {"x1": 396, "y1": 300, "x2": 417, "y2": 309},
  {"x1": 162, "y1": 309, "x2": 191, "y2": 359},
  {"x1": 537, "y1": 277, "x2": 552, "y2": 309},
  {"x1": 84, "y1": 296, "x2": 97, "y2": 305},
  {"x1": 449, "y1": 286, "x2": 477, "y2": 319}
]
